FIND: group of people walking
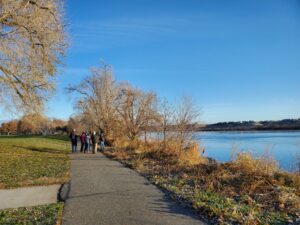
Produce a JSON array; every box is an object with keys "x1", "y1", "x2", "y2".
[{"x1": 69, "y1": 129, "x2": 105, "y2": 154}]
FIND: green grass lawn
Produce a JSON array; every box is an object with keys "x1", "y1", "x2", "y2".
[
  {"x1": 0, "y1": 203, "x2": 63, "y2": 225},
  {"x1": 0, "y1": 136, "x2": 70, "y2": 189},
  {"x1": 0, "y1": 136, "x2": 70, "y2": 225}
]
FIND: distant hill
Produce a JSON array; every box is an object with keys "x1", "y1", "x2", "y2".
[{"x1": 199, "y1": 119, "x2": 300, "y2": 131}]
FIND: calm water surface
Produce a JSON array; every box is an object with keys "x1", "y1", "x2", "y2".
[{"x1": 195, "y1": 131, "x2": 300, "y2": 171}]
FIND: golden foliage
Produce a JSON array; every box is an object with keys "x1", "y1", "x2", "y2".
[{"x1": 0, "y1": 0, "x2": 67, "y2": 113}]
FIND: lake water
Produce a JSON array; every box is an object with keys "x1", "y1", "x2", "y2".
[{"x1": 195, "y1": 131, "x2": 300, "y2": 172}]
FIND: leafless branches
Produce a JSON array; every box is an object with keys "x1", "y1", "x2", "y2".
[
  {"x1": 0, "y1": 0, "x2": 67, "y2": 113},
  {"x1": 174, "y1": 95, "x2": 201, "y2": 154},
  {"x1": 67, "y1": 64, "x2": 120, "y2": 140},
  {"x1": 68, "y1": 63, "x2": 201, "y2": 153}
]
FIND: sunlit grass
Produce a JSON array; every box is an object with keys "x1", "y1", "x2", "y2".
[{"x1": 0, "y1": 136, "x2": 70, "y2": 189}]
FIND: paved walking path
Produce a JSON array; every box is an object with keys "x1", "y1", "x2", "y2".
[
  {"x1": 62, "y1": 153, "x2": 205, "y2": 225},
  {"x1": 0, "y1": 185, "x2": 60, "y2": 210}
]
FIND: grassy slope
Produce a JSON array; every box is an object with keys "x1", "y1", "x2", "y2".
[
  {"x1": 0, "y1": 136, "x2": 70, "y2": 225},
  {"x1": 0, "y1": 136, "x2": 70, "y2": 189}
]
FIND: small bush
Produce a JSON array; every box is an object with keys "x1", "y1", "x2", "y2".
[
  {"x1": 179, "y1": 142, "x2": 208, "y2": 165},
  {"x1": 232, "y1": 151, "x2": 278, "y2": 176}
]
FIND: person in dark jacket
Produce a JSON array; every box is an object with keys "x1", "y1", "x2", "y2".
[
  {"x1": 80, "y1": 131, "x2": 86, "y2": 152},
  {"x1": 69, "y1": 129, "x2": 78, "y2": 153},
  {"x1": 99, "y1": 132, "x2": 105, "y2": 152}
]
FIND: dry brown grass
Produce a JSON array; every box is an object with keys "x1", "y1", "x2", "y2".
[
  {"x1": 178, "y1": 142, "x2": 207, "y2": 165},
  {"x1": 297, "y1": 147, "x2": 300, "y2": 173},
  {"x1": 232, "y1": 151, "x2": 278, "y2": 176},
  {"x1": 103, "y1": 138, "x2": 300, "y2": 224},
  {"x1": 112, "y1": 137, "x2": 132, "y2": 149},
  {"x1": 112, "y1": 136, "x2": 207, "y2": 166}
]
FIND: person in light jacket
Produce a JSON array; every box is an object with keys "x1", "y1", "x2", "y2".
[
  {"x1": 84, "y1": 131, "x2": 90, "y2": 153},
  {"x1": 91, "y1": 131, "x2": 99, "y2": 154}
]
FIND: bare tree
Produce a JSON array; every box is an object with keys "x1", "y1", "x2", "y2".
[
  {"x1": 159, "y1": 98, "x2": 174, "y2": 150},
  {"x1": 67, "y1": 64, "x2": 120, "y2": 140},
  {"x1": 66, "y1": 116, "x2": 86, "y2": 133},
  {"x1": 142, "y1": 92, "x2": 159, "y2": 145},
  {"x1": 174, "y1": 95, "x2": 200, "y2": 154},
  {"x1": 68, "y1": 62, "x2": 202, "y2": 155},
  {"x1": 0, "y1": 0, "x2": 66, "y2": 113},
  {"x1": 17, "y1": 113, "x2": 49, "y2": 134},
  {"x1": 115, "y1": 86, "x2": 158, "y2": 144},
  {"x1": 116, "y1": 86, "x2": 143, "y2": 142}
]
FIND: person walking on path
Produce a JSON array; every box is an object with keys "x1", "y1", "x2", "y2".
[
  {"x1": 84, "y1": 131, "x2": 90, "y2": 154},
  {"x1": 88, "y1": 130, "x2": 93, "y2": 152},
  {"x1": 91, "y1": 131, "x2": 99, "y2": 154},
  {"x1": 69, "y1": 129, "x2": 78, "y2": 153},
  {"x1": 80, "y1": 131, "x2": 86, "y2": 153},
  {"x1": 99, "y1": 132, "x2": 105, "y2": 152}
]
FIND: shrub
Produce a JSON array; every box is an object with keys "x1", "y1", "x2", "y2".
[
  {"x1": 232, "y1": 151, "x2": 278, "y2": 176},
  {"x1": 178, "y1": 142, "x2": 207, "y2": 165}
]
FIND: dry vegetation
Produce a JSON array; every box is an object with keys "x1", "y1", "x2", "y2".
[
  {"x1": 0, "y1": 114, "x2": 67, "y2": 135},
  {"x1": 103, "y1": 139, "x2": 300, "y2": 224}
]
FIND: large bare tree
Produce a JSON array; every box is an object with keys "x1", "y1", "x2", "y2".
[
  {"x1": 0, "y1": 0, "x2": 66, "y2": 113},
  {"x1": 141, "y1": 91, "x2": 158, "y2": 144},
  {"x1": 67, "y1": 64, "x2": 120, "y2": 140},
  {"x1": 116, "y1": 86, "x2": 158, "y2": 143}
]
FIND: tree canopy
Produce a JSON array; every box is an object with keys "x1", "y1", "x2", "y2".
[{"x1": 0, "y1": 0, "x2": 66, "y2": 113}]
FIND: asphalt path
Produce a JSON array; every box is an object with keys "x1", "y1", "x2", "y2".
[{"x1": 62, "y1": 153, "x2": 205, "y2": 225}]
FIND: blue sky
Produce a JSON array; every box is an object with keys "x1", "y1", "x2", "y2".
[{"x1": 5, "y1": 0, "x2": 300, "y2": 123}]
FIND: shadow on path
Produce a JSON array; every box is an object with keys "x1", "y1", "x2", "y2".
[{"x1": 62, "y1": 154, "x2": 205, "y2": 225}]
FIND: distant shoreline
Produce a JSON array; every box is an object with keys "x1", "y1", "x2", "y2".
[
  {"x1": 198, "y1": 128, "x2": 300, "y2": 132},
  {"x1": 196, "y1": 118, "x2": 300, "y2": 132}
]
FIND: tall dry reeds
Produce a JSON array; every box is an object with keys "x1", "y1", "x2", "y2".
[
  {"x1": 231, "y1": 147, "x2": 278, "y2": 176},
  {"x1": 297, "y1": 139, "x2": 300, "y2": 173}
]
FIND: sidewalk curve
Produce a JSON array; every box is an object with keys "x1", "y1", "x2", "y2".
[{"x1": 62, "y1": 153, "x2": 205, "y2": 225}]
